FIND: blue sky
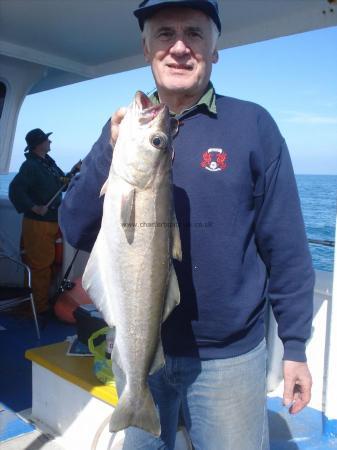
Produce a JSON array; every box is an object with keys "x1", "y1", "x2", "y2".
[{"x1": 10, "y1": 25, "x2": 337, "y2": 175}]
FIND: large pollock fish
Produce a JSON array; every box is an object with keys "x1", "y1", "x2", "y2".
[{"x1": 82, "y1": 91, "x2": 182, "y2": 436}]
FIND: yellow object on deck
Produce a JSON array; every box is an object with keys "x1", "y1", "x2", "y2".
[{"x1": 25, "y1": 341, "x2": 118, "y2": 406}]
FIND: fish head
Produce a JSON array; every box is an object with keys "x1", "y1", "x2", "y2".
[{"x1": 113, "y1": 91, "x2": 172, "y2": 189}]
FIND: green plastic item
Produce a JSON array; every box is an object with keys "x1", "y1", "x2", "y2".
[{"x1": 88, "y1": 326, "x2": 114, "y2": 386}]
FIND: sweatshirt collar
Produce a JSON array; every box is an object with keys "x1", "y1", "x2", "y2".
[{"x1": 150, "y1": 82, "x2": 217, "y2": 118}]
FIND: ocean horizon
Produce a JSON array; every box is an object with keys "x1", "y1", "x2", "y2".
[{"x1": 1, "y1": 172, "x2": 336, "y2": 272}]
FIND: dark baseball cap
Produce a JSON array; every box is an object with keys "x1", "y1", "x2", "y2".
[
  {"x1": 25, "y1": 128, "x2": 52, "y2": 152},
  {"x1": 134, "y1": 0, "x2": 221, "y2": 33}
]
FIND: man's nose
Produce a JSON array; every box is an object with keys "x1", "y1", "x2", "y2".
[{"x1": 169, "y1": 38, "x2": 190, "y2": 55}]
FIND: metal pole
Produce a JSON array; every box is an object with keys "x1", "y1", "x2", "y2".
[
  {"x1": 323, "y1": 211, "x2": 337, "y2": 437},
  {"x1": 45, "y1": 183, "x2": 66, "y2": 208},
  {"x1": 44, "y1": 161, "x2": 81, "y2": 208}
]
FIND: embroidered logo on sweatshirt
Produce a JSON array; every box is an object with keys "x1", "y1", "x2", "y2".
[{"x1": 200, "y1": 148, "x2": 228, "y2": 172}]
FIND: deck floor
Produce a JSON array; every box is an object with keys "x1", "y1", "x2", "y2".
[
  {"x1": 0, "y1": 311, "x2": 75, "y2": 411},
  {"x1": 1, "y1": 311, "x2": 337, "y2": 449}
]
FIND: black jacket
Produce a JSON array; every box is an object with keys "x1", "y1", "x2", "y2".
[{"x1": 9, "y1": 152, "x2": 65, "y2": 222}]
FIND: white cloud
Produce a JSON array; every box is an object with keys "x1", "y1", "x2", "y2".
[{"x1": 279, "y1": 110, "x2": 337, "y2": 125}]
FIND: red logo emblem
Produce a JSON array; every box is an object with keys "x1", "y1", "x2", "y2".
[{"x1": 200, "y1": 148, "x2": 228, "y2": 171}]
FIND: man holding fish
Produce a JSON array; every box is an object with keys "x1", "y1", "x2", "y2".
[{"x1": 60, "y1": 1, "x2": 314, "y2": 449}]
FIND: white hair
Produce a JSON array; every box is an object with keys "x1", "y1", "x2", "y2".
[{"x1": 142, "y1": 15, "x2": 220, "y2": 52}]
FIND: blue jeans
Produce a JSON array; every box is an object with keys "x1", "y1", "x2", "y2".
[{"x1": 114, "y1": 339, "x2": 269, "y2": 450}]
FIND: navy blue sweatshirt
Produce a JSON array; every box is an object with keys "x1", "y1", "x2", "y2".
[{"x1": 60, "y1": 93, "x2": 314, "y2": 363}]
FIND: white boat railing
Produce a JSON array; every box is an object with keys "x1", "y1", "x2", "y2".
[{"x1": 323, "y1": 211, "x2": 337, "y2": 437}]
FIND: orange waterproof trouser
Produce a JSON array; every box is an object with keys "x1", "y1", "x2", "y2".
[{"x1": 22, "y1": 218, "x2": 59, "y2": 313}]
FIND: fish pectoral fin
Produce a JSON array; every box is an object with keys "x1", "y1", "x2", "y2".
[
  {"x1": 99, "y1": 178, "x2": 109, "y2": 197},
  {"x1": 171, "y1": 212, "x2": 182, "y2": 261},
  {"x1": 149, "y1": 339, "x2": 165, "y2": 375},
  {"x1": 162, "y1": 266, "x2": 180, "y2": 322},
  {"x1": 121, "y1": 187, "x2": 135, "y2": 224},
  {"x1": 120, "y1": 188, "x2": 136, "y2": 244}
]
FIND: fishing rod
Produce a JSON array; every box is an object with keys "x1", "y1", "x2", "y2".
[
  {"x1": 44, "y1": 160, "x2": 82, "y2": 208},
  {"x1": 44, "y1": 183, "x2": 67, "y2": 208}
]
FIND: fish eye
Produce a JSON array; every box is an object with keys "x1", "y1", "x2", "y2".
[{"x1": 150, "y1": 133, "x2": 167, "y2": 149}]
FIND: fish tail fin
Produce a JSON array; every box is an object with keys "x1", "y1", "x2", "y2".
[{"x1": 109, "y1": 385, "x2": 161, "y2": 436}]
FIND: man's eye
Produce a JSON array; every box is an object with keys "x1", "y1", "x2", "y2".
[
  {"x1": 158, "y1": 32, "x2": 173, "y2": 40},
  {"x1": 188, "y1": 31, "x2": 202, "y2": 39}
]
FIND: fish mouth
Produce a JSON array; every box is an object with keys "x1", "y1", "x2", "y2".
[
  {"x1": 135, "y1": 91, "x2": 168, "y2": 124},
  {"x1": 139, "y1": 104, "x2": 168, "y2": 127},
  {"x1": 142, "y1": 104, "x2": 167, "y2": 121},
  {"x1": 135, "y1": 91, "x2": 153, "y2": 110}
]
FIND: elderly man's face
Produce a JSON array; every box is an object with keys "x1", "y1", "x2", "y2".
[{"x1": 143, "y1": 7, "x2": 218, "y2": 98}]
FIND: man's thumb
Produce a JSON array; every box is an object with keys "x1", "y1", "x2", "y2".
[{"x1": 283, "y1": 379, "x2": 294, "y2": 406}]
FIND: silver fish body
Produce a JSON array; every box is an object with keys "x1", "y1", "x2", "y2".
[{"x1": 82, "y1": 91, "x2": 182, "y2": 437}]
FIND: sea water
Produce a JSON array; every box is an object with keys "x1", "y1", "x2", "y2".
[
  {"x1": 1, "y1": 173, "x2": 336, "y2": 271},
  {"x1": 296, "y1": 175, "x2": 336, "y2": 272}
]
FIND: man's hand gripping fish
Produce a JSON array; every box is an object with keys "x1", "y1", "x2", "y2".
[{"x1": 82, "y1": 91, "x2": 182, "y2": 437}]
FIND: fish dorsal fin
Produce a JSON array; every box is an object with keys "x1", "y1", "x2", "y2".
[
  {"x1": 100, "y1": 178, "x2": 109, "y2": 197},
  {"x1": 121, "y1": 188, "x2": 136, "y2": 244},
  {"x1": 171, "y1": 212, "x2": 182, "y2": 261},
  {"x1": 162, "y1": 266, "x2": 180, "y2": 322}
]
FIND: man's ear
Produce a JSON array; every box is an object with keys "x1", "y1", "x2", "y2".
[
  {"x1": 212, "y1": 49, "x2": 219, "y2": 63},
  {"x1": 143, "y1": 38, "x2": 150, "y2": 63}
]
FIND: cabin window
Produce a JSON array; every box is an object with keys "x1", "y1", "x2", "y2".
[{"x1": 0, "y1": 82, "x2": 6, "y2": 119}]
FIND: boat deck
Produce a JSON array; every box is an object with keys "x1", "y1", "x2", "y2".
[
  {"x1": 1, "y1": 311, "x2": 337, "y2": 449},
  {"x1": 0, "y1": 312, "x2": 75, "y2": 412}
]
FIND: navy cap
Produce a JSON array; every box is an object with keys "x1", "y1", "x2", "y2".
[
  {"x1": 134, "y1": 0, "x2": 221, "y2": 33},
  {"x1": 25, "y1": 128, "x2": 52, "y2": 152}
]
